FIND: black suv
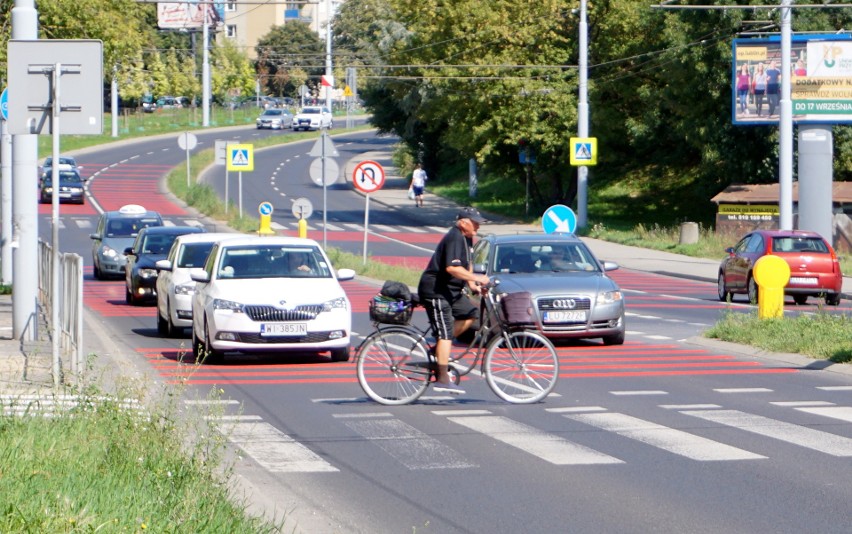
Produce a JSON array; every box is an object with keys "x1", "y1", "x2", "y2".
[{"x1": 124, "y1": 225, "x2": 206, "y2": 305}]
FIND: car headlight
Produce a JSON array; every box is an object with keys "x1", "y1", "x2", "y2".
[
  {"x1": 44, "y1": 187, "x2": 53, "y2": 193},
  {"x1": 213, "y1": 298, "x2": 244, "y2": 312},
  {"x1": 139, "y1": 268, "x2": 158, "y2": 279},
  {"x1": 322, "y1": 297, "x2": 348, "y2": 312},
  {"x1": 174, "y1": 283, "x2": 195, "y2": 296},
  {"x1": 598, "y1": 290, "x2": 623, "y2": 304},
  {"x1": 102, "y1": 245, "x2": 117, "y2": 258},
  {"x1": 70, "y1": 187, "x2": 83, "y2": 193}
]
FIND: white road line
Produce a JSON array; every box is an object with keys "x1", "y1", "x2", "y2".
[
  {"x1": 448, "y1": 415, "x2": 623, "y2": 465},
  {"x1": 270, "y1": 222, "x2": 286, "y2": 230},
  {"x1": 343, "y1": 419, "x2": 475, "y2": 470},
  {"x1": 713, "y1": 388, "x2": 773, "y2": 393},
  {"x1": 222, "y1": 421, "x2": 339, "y2": 473},
  {"x1": 343, "y1": 223, "x2": 363, "y2": 232},
  {"x1": 565, "y1": 412, "x2": 765, "y2": 461},
  {"x1": 311, "y1": 397, "x2": 362, "y2": 403},
  {"x1": 610, "y1": 390, "x2": 668, "y2": 396},
  {"x1": 427, "y1": 226, "x2": 448, "y2": 233},
  {"x1": 682, "y1": 409, "x2": 852, "y2": 457},
  {"x1": 817, "y1": 386, "x2": 852, "y2": 391},
  {"x1": 545, "y1": 406, "x2": 607, "y2": 413},
  {"x1": 770, "y1": 401, "x2": 835, "y2": 407},
  {"x1": 332, "y1": 412, "x2": 392, "y2": 418},
  {"x1": 430, "y1": 409, "x2": 493, "y2": 416},
  {"x1": 645, "y1": 335, "x2": 672, "y2": 340},
  {"x1": 324, "y1": 222, "x2": 344, "y2": 231},
  {"x1": 660, "y1": 404, "x2": 721, "y2": 410},
  {"x1": 401, "y1": 226, "x2": 428, "y2": 233},
  {"x1": 73, "y1": 218, "x2": 93, "y2": 229},
  {"x1": 372, "y1": 224, "x2": 399, "y2": 233},
  {"x1": 795, "y1": 406, "x2": 852, "y2": 423}
]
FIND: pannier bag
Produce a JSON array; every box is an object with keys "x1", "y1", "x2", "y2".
[
  {"x1": 500, "y1": 291, "x2": 535, "y2": 325},
  {"x1": 369, "y1": 295, "x2": 413, "y2": 325},
  {"x1": 380, "y1": 280, "x2": 412, "y2": 301}
]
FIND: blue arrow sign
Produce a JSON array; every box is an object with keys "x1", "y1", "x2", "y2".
[
  {"x1": 0, "y1": 88, "x2": 8, "y2": 121},
  {"x1": 541, "y1": 204, "x2": 577, "y2": 234},
  {"x1": 259, "y1": 201, "x2": 273, "y2": 216}
]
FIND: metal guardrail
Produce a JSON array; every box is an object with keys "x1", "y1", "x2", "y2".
[{"x1": 37, "y1": 239, "x2": 84, "y2": 385}]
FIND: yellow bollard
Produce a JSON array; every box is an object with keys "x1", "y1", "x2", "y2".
[
  {"x1": 298, "y1": 218, "x2": 307, "y2": 238},
  {"x1": 257, "y1": 213, "x2": 275, "y2": 235},
  {"x1": 752, "y1": 255, "x2": 791, "y2": 319}
]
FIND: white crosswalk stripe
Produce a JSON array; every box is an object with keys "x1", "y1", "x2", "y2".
[
  {"x1": 448, "y1": 415, "x2": 623, "y2": 465},
  {"x1": 681, "y1": 409, "x2": 852, "y2": 457},
  {"x1": 794, "y1": 406, "x2": 852, "y2": 424}
]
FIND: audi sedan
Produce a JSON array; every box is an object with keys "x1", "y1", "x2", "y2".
[
  {"x1": 255, "y1": 108, "x2": 294, "y2": 130},
  {"x1": 717, "y1": 229, "x2": 842, "y2": 305},
  {"x1": 472, "y1": 233, "x2": 626, "y2": 345},
  {"x1": 190, "y1": 236, "x2": 355, "y2": 363}
]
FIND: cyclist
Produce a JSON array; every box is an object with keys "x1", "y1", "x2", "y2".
[{"x1": 417, "y1": 207, "x2": 490, "y2": 394}]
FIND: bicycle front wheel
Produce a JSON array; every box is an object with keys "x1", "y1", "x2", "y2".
[
  {"x1": 484, "y1": 330, "x2": 559, "y2": 404},
  {"x1": 356, "y1": 329, "x2": 432, "y2": 405}
]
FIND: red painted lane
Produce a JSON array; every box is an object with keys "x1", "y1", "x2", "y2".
[
  {"x1": 84, "y1": 277, "x2": 156, "y2": 318},
  {"x1": 37, "y1": 202, "x2": 98, "y2": 216},
  {"x1": 88, "y1": 164, "x2": 188, "y2": 215}
]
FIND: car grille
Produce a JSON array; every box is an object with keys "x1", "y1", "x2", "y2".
[
  {"x1": 537, "y1": 297, "x2": 592, "y2": 311},
  {"x1": 244, "y1": 304, "x2": 323, "y2": 322},
  {"x1": 237, "y1": 331, "x2": 336, "y2": 344}
]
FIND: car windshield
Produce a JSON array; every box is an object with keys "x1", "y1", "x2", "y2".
[
  {"x1": 302, "y1": 108, "x2": 321, "y2": 114},
  {"x1": 494, "y1": 243, "x2": 600, "y2": 273},
  {"x1": 216, "y1": 245, "x2": 332, "y2": 279},
  {"x1": 772, "y1": 236, "x2": 829, "y2": 253},
  {"x1": 177, "y1": 242, "x2": 215, "y2": 268},
  {"x1": 263, "y1": 110, "x2": 282, "y2": 116},
  {"x1": 106, "y1": 217, "x2": 161, "y2": 238},
  {"x1": 42, "y1": 171, "x2": 82, "y2": 185},
  {"x1": 141, "y1": 234, "x2": 178, "y2": 255}
]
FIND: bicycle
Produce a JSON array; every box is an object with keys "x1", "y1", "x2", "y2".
[{"x1": 355, "y1": 282, "x2": 560, "y2": 405}]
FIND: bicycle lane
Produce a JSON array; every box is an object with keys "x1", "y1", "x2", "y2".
[{"x1": 135, "y1": 277, "x2": 795, "y2": 389}]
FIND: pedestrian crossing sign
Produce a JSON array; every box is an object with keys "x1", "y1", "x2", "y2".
[
  {"x1": 227, "y1": 144, "x2": 254, "y2": 171},
  {"x1": 569, "y1": 137, "x2": 597, "y2": 166}
]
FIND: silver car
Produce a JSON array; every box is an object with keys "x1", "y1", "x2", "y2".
[
  {"x1": 90, "y1": 204, "x2": 163, "y2": 280},
  {"x1": 255, "y1": 108, "x2": 294, "y2": 129},
  {"x1": 472, "y1": 233, "x2": 626, "y2": 345}
]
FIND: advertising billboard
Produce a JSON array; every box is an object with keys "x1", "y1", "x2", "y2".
[
  {"x1": 732, "y1": 34, "x2": 852, "y2": 126},
  {"x1": 158, "y1": 1, "x2": 224, "y2": 30}
]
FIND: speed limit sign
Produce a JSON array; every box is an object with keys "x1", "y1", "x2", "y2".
[{"x1": 352, "y1": 160, "x2": 386, "y2": 194}]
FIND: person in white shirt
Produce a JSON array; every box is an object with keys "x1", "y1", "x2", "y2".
[{"x1": 410, "y1": 163, "x2": 427, "y2": 207}]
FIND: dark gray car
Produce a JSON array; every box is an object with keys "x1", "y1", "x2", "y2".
[{"x1": 472, "y1": 233, "x2": 626, "y2": 345}]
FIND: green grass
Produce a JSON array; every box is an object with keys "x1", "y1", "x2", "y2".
[{"x1": 0, "y1": 383, "x2": 281, "y2": 532}]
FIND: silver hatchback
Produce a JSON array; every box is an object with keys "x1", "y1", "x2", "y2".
[{"x1": 472, "y1": 233, "x2": 626, "y2": 345}]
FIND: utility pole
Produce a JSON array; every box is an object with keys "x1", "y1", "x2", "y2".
[
  {"x1": 577, "y1": 0, "x2": 589, "y2": 229},
  {"x1": 325, "y1": 0, "x2": 333, "y2": 111}
]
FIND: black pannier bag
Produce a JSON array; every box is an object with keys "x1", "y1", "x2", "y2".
[
  {"x1": 500, "y1": 291, "x2": 535, "y2": 325},
  {"x1": 369, "y1": 281, "x2": 415, "y2": 325},
  {"x1": 380, "y1": 280, "x2": 411, "y2": 301}
]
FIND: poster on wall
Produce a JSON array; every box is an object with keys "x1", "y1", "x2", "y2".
[
  {"x1": 732, "y1": 34, "x2": 852, "y2": 126},
  {"x1": 157, "y1": 1, "x2": 224, "y2": 30}
]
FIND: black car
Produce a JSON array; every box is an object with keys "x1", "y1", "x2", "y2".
[
  {"x1": 39, "y1": 169, "x2": 85, "y2": 204},
  {"x1": 124, "y1": 226, "x2": 206, "y2": 305}
]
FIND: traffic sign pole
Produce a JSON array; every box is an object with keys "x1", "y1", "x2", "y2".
[{"x1": 363, "y1": 195, "x2": 370, "y2": 265}]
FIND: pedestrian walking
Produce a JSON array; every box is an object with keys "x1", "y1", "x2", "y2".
[{"x1": 410, "y1": 163, "x2": 427, "y2": 208}]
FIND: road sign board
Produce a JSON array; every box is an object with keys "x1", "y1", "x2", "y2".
[
  {"x1": 308, "y1": 133, "x2": 339, "y2": 157},
  {"x1": 292, "y1": 197, "x2": 313, "y2": 220},
  {"x1": 352, "y1": 160, "x2": 386, "y2": 194},
  {"x1": 0, "y1": 88, "x2": 7, "y2": 121},
  {"x1": 214, "y1": 140, "x2": 228, "y2": 166},
  {"x1": 177, "y1": 132, "x2": 197, "y2": 151},
  {"x1": 227, "y1": 144, "x2": 254, "y2": 171},
  {"x1": 569, "y1": 137, "x2": 598, "y2": 166},
  {"x1": 258, "y1": 201, "x2": 273, "y2": 216},
  {"x1": 309, "y1": 157, "x2": 339, "y2": 186},
  {"x1": 542, "y1": 204, "x2": 577, "y2": 234}
]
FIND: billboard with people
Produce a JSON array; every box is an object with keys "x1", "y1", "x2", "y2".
[
  {"x1": 157, "y1": 1, "x2": 224, "y2": 30},
  {"x1": 732, "y1": 34, "x2": 852, "y2": 125}
]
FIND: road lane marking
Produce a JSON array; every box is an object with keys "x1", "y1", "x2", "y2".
[
  {"x1": 713, "y1": 388, "x2": 773, "y2": 393},
  {"x1": 610, "y1": 390, "x2": 668, "y2": 396},
  {"x1": 795, "y1": 406, "x2": 852, "y2": 423},
  {"x1": 221, "y1": 421, "x2": 339, "y2": 473}
]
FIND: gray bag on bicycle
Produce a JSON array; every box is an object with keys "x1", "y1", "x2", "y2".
[{"x1": 500, "y1": 292, "x2": 534, "y2": 325}]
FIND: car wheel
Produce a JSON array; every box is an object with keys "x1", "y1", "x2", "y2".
[
  {"x1": 602, "y1": 330, "x2": 625, "y2": 346},
  {"x1": 825, "y1": 293, "x2": 841, "y2": 306},
  {"x1": 201, "y1": 320, "x2": 224, "y2": 364},
  {"x1": 330, "y1": 345, "x2": 350, "y2": 362},
  {"x1": 157, "y1": 309, "x2": 169, "y2": 335},
  {"x1": 717, "y1": 272, "x2": 732, "y2": 302},
  {"x1": 747, "y1": 275, "x2": 759, "y2": 304},
  {"x1": 792, "y1": 294, "x2": 808, "y2": 306},
  {"x1": 191, "y1": 326, "x2": 204, "y2": 363},
  {"x1": 93, "y1": 262, "x2": 102, "y2": 280}
]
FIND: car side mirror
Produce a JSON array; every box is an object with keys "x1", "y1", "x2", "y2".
[
  {"x1": 89, "y1": 233, "x2": 99, "y2": 240},
  {"x1": 190, "y1": 268, "x2": 210, "y2": 283},
  {"x1": 473, "y1": 263, "x2": 487, "y2": 274},
  {"x1": 155, "y1": 259, "x2": 172, "y2": 272},
  {"x1": 336, "y1": 268, "x2": 355, "y2": 281},
  {"x1": 601, "y1": 261, "x2": 619, "y2": 272}
]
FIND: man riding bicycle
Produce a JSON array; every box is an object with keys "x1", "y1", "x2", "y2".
[{"x1": 417, "y1": 207, "x2": 490, "y2": 394}]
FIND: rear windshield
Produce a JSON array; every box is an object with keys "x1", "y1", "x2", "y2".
[
  {"x1": 772, "y1": 237, "x2": 829, "y2": 254},
  {"x1": 105, "y1": 216, "x2": 161, "y2": 238}
]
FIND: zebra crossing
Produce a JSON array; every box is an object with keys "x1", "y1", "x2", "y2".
[
  {"x1": 50, "y1": 215, "x2": 447, "y2": 235},
  {"x1": 197, "y1": 388, "x2": 852, "y2": 474}
]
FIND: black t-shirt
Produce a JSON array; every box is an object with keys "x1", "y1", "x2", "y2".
[{"x1": 418, "y1": 225, "x2": 473, "y2": 300}]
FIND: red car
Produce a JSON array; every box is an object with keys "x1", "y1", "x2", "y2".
[{"x1": 717, "y1": 229, "x2": 842, "y2": 305}]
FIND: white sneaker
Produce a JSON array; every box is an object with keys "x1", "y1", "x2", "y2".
[{"x1": 433, "y1": 381, "x2": 466, "y2": 395}]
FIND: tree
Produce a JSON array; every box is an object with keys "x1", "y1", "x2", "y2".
[
  {"x1": 255, "y1": 22, "x2": 325, "y2": 98},
  {"x1": 210, "y1": 37, "x2": 256, "y2": 104}
]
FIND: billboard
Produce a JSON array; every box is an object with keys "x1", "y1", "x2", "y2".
[
  {"x1": 158, "y1": 1, "x2": 224, "y2": 30},
  {"x1": 732, "y1": 34, "x2": 852, "y2": 125}
]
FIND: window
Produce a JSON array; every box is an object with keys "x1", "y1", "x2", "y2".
[
  {"x1": 225, "y1": 1, "x2": 236, "y2": 12},
  {"x1": 226, "y1": 25, "x2": 237, "y2": 38}
]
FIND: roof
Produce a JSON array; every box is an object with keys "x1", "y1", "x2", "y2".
[
  {"x1": 711, "y1": 182, "x2": 852, "y2": 204},
  {"x1": 173, "y1": 232, "x2": 242, "y2": 245},
  {"x1": 483, "y1": 233, "x2": 583, "y2": 244},
  {"x1": 219, "y1": 236, "x2": 320, "y2": 248},
  {"x1": 139, "y1": 226, "x2": 205, "y2": 236}
]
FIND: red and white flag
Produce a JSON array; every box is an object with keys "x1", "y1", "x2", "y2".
[{"x1": 321, "y1": 75, "x2": 334, "y2": 87}]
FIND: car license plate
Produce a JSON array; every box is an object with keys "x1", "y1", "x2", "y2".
[
  {"x1": 260, "y1": 323, "x2": 307, "y2": 336},
  {"x1": 789, "y1": 277, "x2": 818, "y2": 285},
  {"x1": 543, "y1": 310, "x2": 586, "y2": 323}
]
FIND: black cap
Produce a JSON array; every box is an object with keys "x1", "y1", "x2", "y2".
[{"x1": 457, "y1": 207, "x2": 486, "y2": 224}]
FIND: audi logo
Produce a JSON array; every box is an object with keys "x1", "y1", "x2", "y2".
[{"x1": 550, "y1": 299, "x2": 577, "y2": 309}]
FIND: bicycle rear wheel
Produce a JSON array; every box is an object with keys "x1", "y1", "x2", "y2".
[
  {"x1": 483, "y1": 330, "x2": 559, "y2": 404},
  {"x1": 356, "y1": 329, "x2": 432, "y2": 405}
]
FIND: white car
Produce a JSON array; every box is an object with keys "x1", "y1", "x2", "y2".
[
  {"x1": 155, "y1": 232, "x2": 240, "y2": 337},
  {"x1": 190, "y1": 236, "x2": 355, "y2": 363},
  {"x1": 292, "y1": 106, "x2": 333, "y2": 131}
]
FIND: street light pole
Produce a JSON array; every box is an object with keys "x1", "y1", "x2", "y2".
[
  {"x1": 202, "y1": 3, "x2": 210, "y2": 127},
  {"x1": 577, "y1": 0, "x2": 589, "y2": 229},
  {"x1": 325, "y1": 0, "x2": 333, "y2": 111},
  {"x1": 779, "y1": 0, "x2": 793, "y2": 230}
]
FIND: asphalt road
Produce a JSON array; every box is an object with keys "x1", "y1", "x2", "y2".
[{"x1": 26, "y1": 126, "x2": 852, "y2": 533}]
